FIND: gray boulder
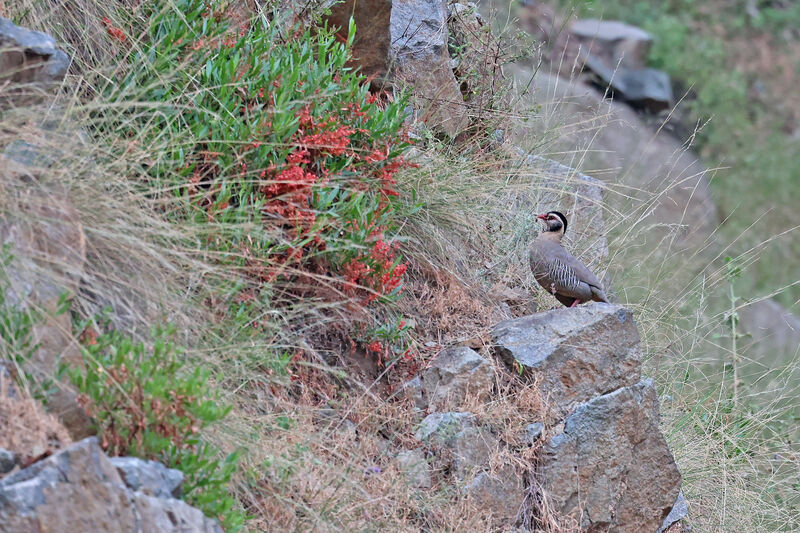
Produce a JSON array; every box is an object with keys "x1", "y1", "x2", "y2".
[
  {"x1": 570, "y1": 19, "x2": 653, "y2": 69},
  {"x1": 492, "y1": 303, "x2": 641, "y2": 420},
  {"x1": 405, "y1": 346, "x2": 494, "y2": 411},
  {"x1": 0, "y1": 437, "x2": 222, "y2": 532},
  {"x1": 538, "y1": 380, "x2": 681, "y2": 533},
  {"x1": 395, "y1": 448, "x2": 431, "y2": 489},
  {"x1": 582, "y1": 52, "x2": 673, "y2": 112},
  {"x1": 415, "y1": 412, "x2": 496, "y2": 477}
]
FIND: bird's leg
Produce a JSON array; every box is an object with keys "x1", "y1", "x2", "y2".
[{"x1": 570, "y1": 299, "x2": 581, "y2": 308}]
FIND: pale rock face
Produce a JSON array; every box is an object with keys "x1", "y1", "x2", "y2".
[
  {"x1": 569, "y1": 19, "x2": 653, "y2": 70},
  {"x1": 390, "y1": 0, "x2": 469, "y2": 136},
  {"x1": 538, "y1": 380, "x2": 681, "y2": 533},
  {"x1": 492, "y1": 303, "x2": 641, "y2": 420}
]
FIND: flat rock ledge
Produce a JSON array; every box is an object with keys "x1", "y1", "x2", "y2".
[{"x1": 492, "y1": 303, "x2": 641, "y2": 420}]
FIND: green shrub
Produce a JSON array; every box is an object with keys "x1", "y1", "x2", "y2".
[
  {"x1": 96, "y1": 0, "x2": 416, "y2": 363},
  {"x1": 62, "y1": 324, "x2": 244, "y2": 531}
]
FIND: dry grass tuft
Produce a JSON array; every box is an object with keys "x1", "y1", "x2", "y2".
[{"x1": 0, "y1": 371, "x2": 71, "y2": 463}]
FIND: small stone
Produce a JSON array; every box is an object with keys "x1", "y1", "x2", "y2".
[
  {"x1": 407, "y1": 346, "x2": 494, "y2": 411},
  {"x1": 0, "y1": 448, "x2": 18, "y2": 475},
  {"x1": 396, "y1": 448, "x2": 431, "y2": 489},
  {"x1": 522, "y1": 422, "x2": 544, "y2": 445},
  {"x1": 415, "y1": 412, "x2": 496, "y2": 477},
  {"x1": 658, "y1": 491, "x2": 689, "y2": 533}
]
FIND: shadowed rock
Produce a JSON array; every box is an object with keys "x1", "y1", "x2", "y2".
[
  {"x1": 390, "y1": 0, "x2": 468, "y2": 136},
  {"x1": 324, "y1": 0, "x2": 392, "y2": 85},
  {"x1": 0, "y1": 17, "x2": 70, "y2": 105},
  {"x1": 492, "y1": 303, "x2": 641, "y2": 420},
  {"x1": 538, "y1": 379, "x2": 681, "y2": 533}
]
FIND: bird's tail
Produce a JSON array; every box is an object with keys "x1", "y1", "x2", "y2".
[{"x1": 592, "y1": 288, "x2": 610, "y2": 303}]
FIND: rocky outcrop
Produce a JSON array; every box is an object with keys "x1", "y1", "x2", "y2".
[
  {"x1": 390, "y1": 0, "x2": 469, "y2": 136},
  {"x1": 489, "y1": 303, "x2": 683, "y2": 531},
  {"x1": 414, "y1": 411, "x2": 526, "y2": 523},
  {"x1": 0, "y1": 17, "x2": 70, "y2": 105},
  {"x1": 325, "y1": 0, "x2": 392, "y2": 84},
  {"x1": 404, "y1": 346, "x2": 494, "y2": 411},
  {"x1": 322, "y1": 0, "x2": 476, "y2": 136},
  {"x1": 0, "y1": 437, "x2": 221, "y2": 532},
  {"x1": 538, "y1": 379, "x2": 681, "y2": 532},
  {"x1": 492, "y1": 304, "x2": 641, "y2": 420}
]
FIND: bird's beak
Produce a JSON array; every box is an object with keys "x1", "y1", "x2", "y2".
[{"x1": 536, "y1": 213, "x2": 548, "y2": 220}]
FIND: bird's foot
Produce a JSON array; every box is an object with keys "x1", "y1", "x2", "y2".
[{"x1": 570, "y1": 299, "x2": 581, "y2": 308}]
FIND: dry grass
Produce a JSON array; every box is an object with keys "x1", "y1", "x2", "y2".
[
  {"x1": 0, "y1": 1, "x2": 798, "y2": 531},
  {"x1": 0, "y1": 371, "x2": 72, "y2": 463}
]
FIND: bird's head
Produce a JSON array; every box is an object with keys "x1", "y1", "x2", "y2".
[{"x1": 536, "y1": 211, "x2": 568, "y2": 235}]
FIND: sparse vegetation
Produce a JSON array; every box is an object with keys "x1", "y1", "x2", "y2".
[{"x1": 1, "y1": 0, "x2": 798, "y2": 531}]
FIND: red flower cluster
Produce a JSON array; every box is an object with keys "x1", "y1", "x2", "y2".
[
  {"x1": 261, "y1": 149, "x2": 318, "y2": 230},
  {"x1": 343, "y1": 237, "x2": 407, "y2": 303},
  {"x1": 295, "y1": 105, "x2": 355, "y2": 158},
  {"x1": 101, "y1": 17, "x2": 126, "y2": 42}
]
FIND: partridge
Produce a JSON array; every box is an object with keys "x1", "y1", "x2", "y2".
[{"x1": 529, "y1": 211, "x2": 609, "y2": 307}]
